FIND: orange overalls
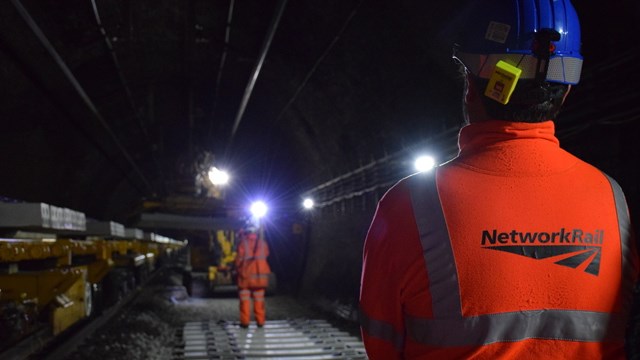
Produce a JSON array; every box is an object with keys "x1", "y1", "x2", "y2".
[
  {"x1": 235, "y1": 232, "x2": 271, "y2": 327},
  {"x1": 359, "y1": 120, "x2": 639, "y2": 359}
]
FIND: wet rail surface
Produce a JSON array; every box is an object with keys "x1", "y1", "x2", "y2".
[{"x1": 174, "y1": 319, "x2": 368, "y2": 360}]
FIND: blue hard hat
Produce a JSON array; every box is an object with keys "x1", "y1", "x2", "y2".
[{"x1": 453, "y1": 0, "x2": 583, "y2": 85}]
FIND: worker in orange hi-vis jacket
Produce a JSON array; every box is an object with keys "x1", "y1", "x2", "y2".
[
  {"x1": 359, "y1": 0, "x2": 640, "y2": 359},
  {"x1": 235, "y1": 226, "x2": 271, "y2": 328}
]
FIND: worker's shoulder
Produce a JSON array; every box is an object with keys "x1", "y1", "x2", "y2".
[
  {"x1": 378, "y1": 172, "x2": 435, "y2": 206},
  {"x1": 564, "y1": 152, "x2": 623, "y2": 186}
]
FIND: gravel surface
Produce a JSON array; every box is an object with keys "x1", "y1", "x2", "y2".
[
  {"x1": 60, "y1": 267, "x2": 640, "y2": 359},
  {"x1": 64, "y1": 267, "x2": 353, "y2": 360}
]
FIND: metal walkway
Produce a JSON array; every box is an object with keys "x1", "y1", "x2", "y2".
[{"x1": 173, "y1": 319, "x2": 368, "y2": 359}]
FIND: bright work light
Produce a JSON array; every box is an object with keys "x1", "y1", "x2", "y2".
[
  {"x1": 303, "y1": 198, "x2": 314, "y2": 209},
  {"x1": 414, "y1": 155, "x2": 436, "y2": 172},
  {"x1": 250, "y1": 201, "x2": 268, "y2": 218},
  {"x1": 208, "y1": 167, "x2": 229, "y2": 185}
]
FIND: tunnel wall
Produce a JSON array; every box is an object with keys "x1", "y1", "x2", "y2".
[{"x1": 297, "y1": 194, "x2": 379, "y2": 320}]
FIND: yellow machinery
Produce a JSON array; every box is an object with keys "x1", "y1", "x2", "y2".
[
  {"x1": 0, "y1": 265, "x2": 89, "y2": 335},
  {"x1": 0, "y1": 236, "x2": 185, "y2": 349},
  {"x1": 0, "y1": 200, "x2": 188, "y2": 354},
  {"x1": 204, "y1": 225, "x2": 276, "y2": 294},
  {"x1": 208, "y1": 230, "x2": 237, "y2": 288},
  {"x1": 0, "y1": 239, "x2": 99, "y2": 341}
]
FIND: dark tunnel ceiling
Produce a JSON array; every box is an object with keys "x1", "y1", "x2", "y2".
[{"x1": 0, "y1": 0, "x2": 639, "y2": 226}]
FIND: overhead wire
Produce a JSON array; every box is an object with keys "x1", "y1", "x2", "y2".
[
  {"x1": 11, "y1": 0, "x2": 155, "y2": 196},
  {"x1": 207, "y1": 0, "x2": 236, "y2": 146},
  {"x1": 90, "y1": 0, "x2": 168, "y2": 196},
  {"x1": 273, "y1": 0, "x2": 365, "y2": 125},
  {"x1": 225, "y1": 0, "x2": 289, "y2": 155},
  {"x1": 237, "y1": 0, "x2": 366, "y2": 198}
]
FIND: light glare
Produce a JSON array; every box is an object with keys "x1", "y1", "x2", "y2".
[
  {"x1": 303, "y1": 198, "x2": 314, "y2": 209},
  {"x1": 208, "y1": 167, "x2": 229, "y2": 185},
  {"x1": 415, "y1": 156, "x2": 436, "y2": 172},
  {"x1": 250, "y1": 201, "x2": 268, "y2": 218}
]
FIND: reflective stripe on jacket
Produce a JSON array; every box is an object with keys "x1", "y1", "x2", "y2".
[{"x1": 359, "y1": 121, "x2": 640, "y2": 359}]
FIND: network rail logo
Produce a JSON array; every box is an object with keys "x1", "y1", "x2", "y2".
[{"x1": 481, "y1": 228, "x2": 604, "y2": 276}]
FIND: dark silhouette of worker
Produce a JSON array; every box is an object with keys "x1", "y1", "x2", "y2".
[{"x1": 359, "y1": 0, "x2": 640, "y2": 358}]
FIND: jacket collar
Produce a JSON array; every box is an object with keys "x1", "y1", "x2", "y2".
[
  {"x1": 453, "y1": 120, "x2": 576, "y2": 175},
  {"x1": 458, "y1": 120, "x2": 559, "y2": 154}
]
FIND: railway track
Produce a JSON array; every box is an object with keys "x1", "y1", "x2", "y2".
[
  {"x1": 3, "y1": 262, "x2": 370, "y2": 360},
  {"x1": 0, "y1": 291, "x2": 137, "y2": 360},
  {"x1": 174, "y1": 319, "x2": 368, "y2": 360}
]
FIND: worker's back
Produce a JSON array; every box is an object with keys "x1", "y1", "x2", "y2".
[
  {"x1": 359, "y1": 1, "x2": 639, "y2": 358},
  {"x1": 433, "y1": 120, "x2": 636, "y2": 358},
  {"x1": 360, "y1": 121, "x2": 639, "y2": 359},
  {"x1": 235, "y1": 232, "x2": 270, "y2": 289}
]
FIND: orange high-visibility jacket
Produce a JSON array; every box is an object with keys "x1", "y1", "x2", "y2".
[
  {"x1": 235, "y1": 233, "x2": 271, "y2": 289},
  {"x1": 360, "y1": 120, "x2": 639, "y2": 359}
]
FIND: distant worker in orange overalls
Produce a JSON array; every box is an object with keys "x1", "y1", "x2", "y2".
[{"x1": 235, "y1": 225, "x2": 271, "y2": 328}]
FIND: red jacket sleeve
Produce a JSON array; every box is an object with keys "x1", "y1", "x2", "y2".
[{"x1": 359, "y1": 180, "x2": 429, "y2": 359}]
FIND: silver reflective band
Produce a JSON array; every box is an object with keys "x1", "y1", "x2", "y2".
[
  {"x1": 454, "y1": 52, "x2": 583, "y2": 85},
  {"x1": 602, "y1": 173, "x2": 637, "y2": 310},
  {"x1": 359, "y1": 309, "x2": 404, "y2": 351},
  {"x1": 408, "y1": 171, "x2": 461, "y2": 317},
  {"x1": 406, "y1": 310, "x2": 626, "y2": 347}
]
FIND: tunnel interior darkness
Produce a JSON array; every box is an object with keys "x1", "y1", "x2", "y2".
[{"x1": 0, "y1": 0, "x2": 639, "y2": 308}]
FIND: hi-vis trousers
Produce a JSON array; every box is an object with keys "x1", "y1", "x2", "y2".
[{"x1": 239, "y1": 287, "x2": 266, "y2": 326}]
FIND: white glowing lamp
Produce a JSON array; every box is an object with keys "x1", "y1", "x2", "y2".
[
  {"x1": 415, "y1": 155, "x2": 436, "y2": 172},
  {"x1": 250, "y1": 201, "x2": 268, "y2": 218},
  {"x1": 303, "y1": 198, "x2": 314, "y2": 209},
  {"x1": 208, "y1": 167, "x2": 229, "y2": 185}
]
